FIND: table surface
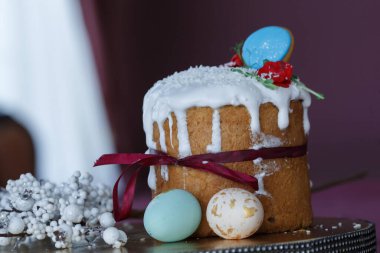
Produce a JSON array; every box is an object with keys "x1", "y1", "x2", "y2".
[{"x1": 311, "y1": 178, "x2": 380, "y2": 246}]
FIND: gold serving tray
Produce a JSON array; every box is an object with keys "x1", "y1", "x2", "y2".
[{"x1": 4, "y1": 217, "x2": 376, "y2": 253}]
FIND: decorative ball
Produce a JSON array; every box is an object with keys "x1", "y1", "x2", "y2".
[
  {"x1": 206, "y1": 188, "x2": 264, "y2": 239},
  {"x1": 118, "y1": 230, "x2": 128, "y2": 243},
  {"x1": 115, "y1": 230, "x2": 128, "y2": 248},
  {"x1": 99, "y1": 212, "x2": 115, "y2": 228},
  {"x1": 62, "y1": 204, "x2": 83, "y2": 223},
  {"x1": 8, "y1": 217, "x2": 25, "y2": 234},
  {"x1": 103, "y1": 227, "x2": 120, "y2": 245},
  {"x1": 143, "y1": 189, "x2": 201, "y2": 242},
  {"x1": 242, "y1": 26, "x2": 293, "y2": 69}
]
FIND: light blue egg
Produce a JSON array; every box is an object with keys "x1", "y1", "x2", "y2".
[
  {"x1": 143, "y1": 189, "x2": 201, "y2": 242},
  {"x1": 242, "y1": 26, "x2": 292, "y2": 69}
]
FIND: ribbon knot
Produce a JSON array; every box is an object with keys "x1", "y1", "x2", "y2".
[{"x1": 94, "y1": 144, "x2": 307, "y2": 222}]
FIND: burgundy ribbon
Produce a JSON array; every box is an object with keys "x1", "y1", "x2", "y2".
[{"x1": 94, "y1": 144, "x2": 307, "y2": 222}]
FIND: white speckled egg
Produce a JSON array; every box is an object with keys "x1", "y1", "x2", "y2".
[{"x1": 206, "y1": 188, "x2": 264, "y2": 239}]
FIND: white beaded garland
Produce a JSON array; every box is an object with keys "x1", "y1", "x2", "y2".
[{"x1": 0, "y1": 171, "x2": 127, "y2": 250}]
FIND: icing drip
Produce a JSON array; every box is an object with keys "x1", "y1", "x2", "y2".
[
  {"x1": 254, "y1": 172, "x2": 270, "y2": 196},
  {"x1": 252, "y1": 155, "x2": 280, "y2": 197},
  {"x1": 174, "y1": 110, "x2": 192, "y2": 157},
  {"x1": 252, "y1": 134, "x2": 283, "y2": 150},
  {"x1": 146, "y1": 150, "x2": 157, "y2": 191},
  {"x1": 168, "y1": 113, "x2": 174, "y2": 148},
  {"x1": 206, "y1": 109, "x2": 221, "y2": 153},
  {"x1": 143, "y1": 66, "x2": 312, "y2": 157},
  {"x1": 246, "y1": 102, "x2": 261, "y2": 133},
  {"x1": 160, "y1": 165, "x2": 169, "y2": 181},
  {"x1": 253, "y1": 158, "x2": 263, "y2": 165},
  {"x1": 277, "y1": 106, "x2": 290, "y2": 130},
  {"x1": 158, "y1": 121, "x2": 167, "y2": 152},
  {"x1": 302, "y1": 98, "x2": 311, "y2": 133},
  {"x1": 147, "y1": 166, "x2": 157, "y2": 191}
]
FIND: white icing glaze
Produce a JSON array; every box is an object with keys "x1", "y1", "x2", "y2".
[
  {"x1": 302, "y1": 99, "x2": 311, "y2": 133},
  {"x1": 143, "y1": 66, "x2": 311, "y2": 157},
  {"x1": 206, "y1": 109, "x2": 221, "y2": 153},
  {"x1": 253, "y1": 157, "x2": 263, "y2": 165},
  {"x1": 146, "y1": 149, "x2": 157, "y2": 191},
  {"x1": 160, "y1": 165, "x2": 169, "y2": 181},
  {"x1": 252, "y1": 134, "x2": 282, "y2": 150},
  {"x1": 146, "y1": 148, "x2": 170, "y2": 189},
  {"x1": 147, "y1": 166, "x2": 156, "y2": 191},
  {"x1": 254, "y1": 172, "x2": 269, "y2": 196},
  {"x1": 174, "y1": 110, "x2": 191, "y2": 157},
  {"x1": 167, "y1": 113, "x2": 174, "y2": 148},
  {"x1": 253, "y1": 157, "x2": 279, "y2": 197},
  {"x1": 158, "y1": 122, "x2": 167, "y2": 152}
]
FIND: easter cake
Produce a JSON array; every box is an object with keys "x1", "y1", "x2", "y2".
[{"x1": 143, "y1": 26, "x2": 324, "y2": 238}]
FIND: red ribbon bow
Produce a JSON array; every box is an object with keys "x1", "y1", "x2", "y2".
[{"x1": 94, "y1": 144, "x2": 307, "y2": 222}]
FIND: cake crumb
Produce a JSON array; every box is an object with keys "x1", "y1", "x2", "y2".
[
  {"x1": 305, "y1": 230, "x2": 311, "y2": 235},
  {"x1": 324, "y1": 228, "x2": 329, "y2": 231},
  {"x1": 332, "y1": 226, "x2": 337, "y2": 229},
  {"x1": 353, "y1": 223, "x2": 362, "y2": 230}
]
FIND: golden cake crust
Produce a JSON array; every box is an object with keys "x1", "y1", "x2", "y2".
[{"x1": 152, "y1": 101, "x2": 312, "y2": 237}]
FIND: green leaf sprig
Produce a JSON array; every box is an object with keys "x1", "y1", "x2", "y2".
[
  {"x1": 292, "y1": 76, "x2": 325, "y2": 100},
  {"x1": 231, "y1": 68, "x2": 325, "y2": 99},
  {"x1": 231, "y1": 68, "x2": 277, "y2": 90},
  {"x1": 232, "y1": 41, "x2": 247, "y2": 67}
]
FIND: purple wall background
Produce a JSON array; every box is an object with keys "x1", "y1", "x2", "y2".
[{"x1": 82, "y1": 0, "x2": 380, "y2": 193}]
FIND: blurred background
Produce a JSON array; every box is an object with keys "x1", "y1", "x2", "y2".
[
  {"x1": 0, "y1": 0, "x2": 379, "y2": 226},
  {"x1": 82, "y1": 0, "x2": 380, "y2": 190}
]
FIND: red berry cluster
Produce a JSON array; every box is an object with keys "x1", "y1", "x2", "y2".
[
  {"x1": 257, "y1": 61, "x2": 293, "y2": 88},
  {"x1": 230, "y1": 54, "x2": 244, "y2": 67}
]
